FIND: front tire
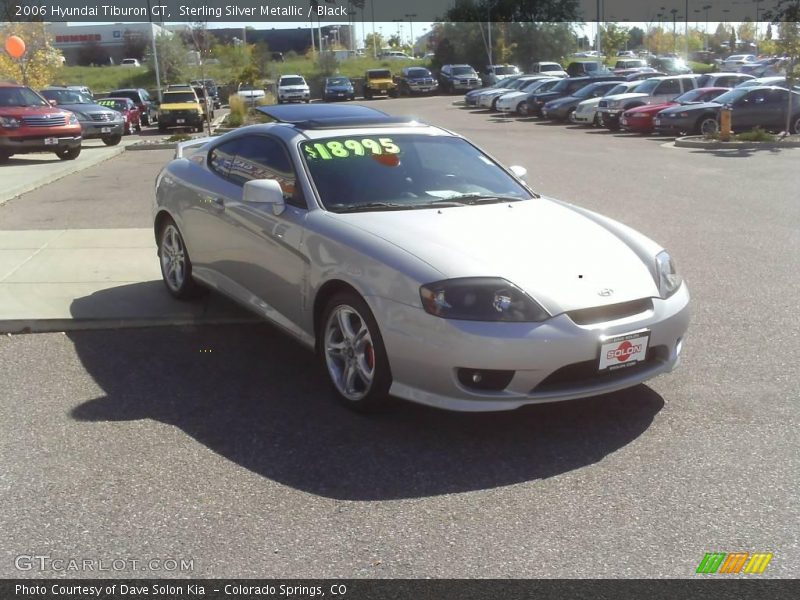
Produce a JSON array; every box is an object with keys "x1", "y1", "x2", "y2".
[
  {"x1": 790, "y1": 114, "x2": 800, "y2": 135},
  {"x1": 697, "y1": 115, "x2": 719, "y2": 135},
  {"x1": 320, "y1": 293, "x2": 392, "y2": 413},
  {"x1": 102, "y1": 134, "x2": 121, "y2": 146},
  {"x1": 55, "y1": 146, "x2": 81, "y2": 160},
  {"x1": 157, "y1": 219, "x2": 204, "y2": 299}
]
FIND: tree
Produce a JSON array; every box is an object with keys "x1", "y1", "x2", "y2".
[
  {"x1": 364, "y1": 32, "x2": 384, "y2": 53},
  {"x1": 0, "y1": 21, "x2": 63, "y2": 87},
  {"x1": 148, "y1": 34, "x2": 188, "y2": 85},
  {"x1": 599, "y1": 23, "x2": 630, "y2": 58},
  {"x1": 628, "y1": 27, "x2": 645, "y2": 50},
  {"x1": 729, "y1": 27, "x2": 737, "y2": 52},
  {"x1": 387, "y1": 34, "x2": 401, "y2": 49},
  {"x1": 77, "y1": 41, "x2": 110, "y2": 66},
  {"x1": 737, "y1": 19, "x2": 756, "y2": 43}
]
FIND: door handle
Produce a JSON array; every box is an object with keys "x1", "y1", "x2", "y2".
[{"x1": 210, "y1": 197, "x2": 225, "y2": 210}]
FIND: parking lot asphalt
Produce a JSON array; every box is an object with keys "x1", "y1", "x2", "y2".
[{"x1": 0, "y1": 96, "x2": 797, "y2": 578}]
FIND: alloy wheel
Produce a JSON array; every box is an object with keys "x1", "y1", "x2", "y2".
[
  {"x1": 160, "y1": 224, "x2": 186, "y2": 293},
  {"x1": 324, "y1": 305, "x2": 376, "y2": 402}
]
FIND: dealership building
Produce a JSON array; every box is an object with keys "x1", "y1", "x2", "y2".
[{"x1": 47, "y1": 22, "x2": 169, "y2": 65}]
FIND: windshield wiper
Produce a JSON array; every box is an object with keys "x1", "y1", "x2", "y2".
[
  {"x1": 445, "y1": 194, "x2": 527, "y2": 205},
  {"x1": 333, "y1": 202, "x2": 418, "y2": 213}
]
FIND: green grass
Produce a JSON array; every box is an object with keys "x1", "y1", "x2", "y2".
[
  {"x1": 53, "y1": 65, "x2": 155, "y2": 93},
  {"x1": 688, "y1": 61, "x2": 716, "y2": 74},
  {"x1": 734, "y1": 127, "x2": 777, "y2": 142}
]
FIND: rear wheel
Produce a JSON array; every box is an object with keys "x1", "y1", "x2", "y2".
[
  {"x1": 55, "y1": 146, "x2": 80, "y2": 160},
  {"x1": 517, "y1": 101, "x2": 528, "y2": 116},
  {"x1": 320, "y1": 292, "x2": 392, "y2": 413},
  {"x1": 790, "y1": 114, "x2": 800, "y2": 135},
  {"x1": 697, "y1": 115, "x2": 719, "y2": 135},
  {"x1": 157, "y1": 219, "x2": 204, "y2": 299},
  {"x1": 102, "y1": 134, "x2": 121, "y2": 146}
]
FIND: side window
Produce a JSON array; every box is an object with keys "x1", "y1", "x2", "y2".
[
  {"x1": 682, "y1": 78, "x2": 697, "y2": 92},
  {"x1": 208, "y1": 139, "x2": 240, "y2": 180},
  {"x1": 766, "y1": 90, "x2": 786, "y2": 105},
  {"x1": 229, "y1": 136, "x2": 305, "y2": 208},
  {"x1": 655, "y1": 79, "x2": 682, "y2": 96}
]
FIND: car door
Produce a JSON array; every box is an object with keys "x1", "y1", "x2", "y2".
[
  {"x1": 651, "y1": 78, "x2": 682, "y2": 103},
  {"x1": 208, "y1": 134, "x2": 310, "y2": 329},
  {"x1": 732, "y1": 89, "x2": 769, "y2": 130}
]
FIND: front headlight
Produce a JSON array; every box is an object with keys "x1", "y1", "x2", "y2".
[
  {"x1": 68, "y1": 114, "x2": 78, "y2": 125},
  {"x1": 420, "y1": 277, "x2": 550, "y2": 322},
  {"x1": 655, "y1": 251, "x2": 682, "y2": 298},
  {"x1": 0, "y1": 115, "x2": 21, "y2": 128}
]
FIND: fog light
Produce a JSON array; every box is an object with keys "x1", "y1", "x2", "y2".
[{"x1": 457, "y1": 368, "x2": 514, "y2": 391}]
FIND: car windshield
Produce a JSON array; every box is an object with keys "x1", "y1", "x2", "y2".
[
  {"x1": 606, "y1": 83, "x2": 633, "y2": 95},
  {"x1": 492, "y1": 76, "x2": 519, "y2": 88},
  {"x1": 369, "y1": 70, "x2": 391, "y2": 79},
  {"x1": 98, "y1": 99, "x2": 128, "y2": 111},
  {"x1": 550, "y1": 78, "x2": 572, "y2": 92},
  {"x1": 406, "y1": 68, "x2": 431, "y2": 78},
  {"x1": 452, "y1": 67, "x2": 476, "y2": 76},
  {"x1": 540, "y1": 64, "x2": 562, "y2": 71},
  {"x1": 0, "y1": 86, "x2": 48, "y2": 107},
  {"x1": 520, "y1": 79, "x2": 548, "y2": 91},
  {"x1": 163, "y1": 92, "x2": 197, "y2": 103},
  {"x1": 675, "y1": 88, "x2": 716, "y2": 103},
  {"x1": 711, "y1": 88, "x2": 749, "y2": 104},
  {"x1": 633, "y1": 79, "x2": 660, "y2": 93},
  {"x1": 327, "y1": 77, "x2": 350, "y2": 86},
  {"x1": 301, "y1": 134, "x2": 532, "y2": 212},
  {"x1": 494, "y1": 66, "x2": 516, "y2": 75},
  {"x1": 281, "y1": 77, "x2": 305, "y2": 86},
  {"x1": 573, "y1": 83, "x2": 607, "y2": 99},
  {"x1": 239, "y1": 85, "x2": 258, "y2": 91},
  {"x1": 41, "y1": 89, "x2": 92, "y2": 104}
]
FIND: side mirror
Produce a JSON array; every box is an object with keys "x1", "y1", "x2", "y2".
[
  {"x1": 509, "y1": 165, "x2": 528, "y2": 181},
  {"x1": 243, "y1": 179, "x2": 285, "y2": 215}
]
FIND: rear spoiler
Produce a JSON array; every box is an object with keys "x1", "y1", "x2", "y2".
[{"x1": 174, "y1": 136, "x2": 217, "y2": 159}]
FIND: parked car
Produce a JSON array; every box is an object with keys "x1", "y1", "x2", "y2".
[
  {"x1": 66, "y1": 85, "x2": 93, "y2": 100},
  {"x1": 614, "y1": 59, "x2": 648, "y2": 72},
  {"x1": 438, "y1": 64, "x2": 481, "y2": 94},
  {"x1": 463, "y1": 75, "x2": 526, "y2": 106},
  {"x1": 154, "y1": 103, "x2": 689, "y2": 412},
  {"x1": 720, "y1": 54, "x2": 757, "y2": 72},
  {"x1": 739, "y1": 57, "x2": 788, "y2": 78},
  {"x1": 572, "y1": 81, "x2": 644, "y2": 125},
  {"x1": 478, "y1": 76, "x2": 550, "y2": 110},
  {"x1": 322, "y1": 76, "x2": 355, "y2": 102},
  {"x1": 236, "y1": 84, "x2": 266, "y2": 106},
  {"x1": 108, "y1": 88, "x2": 156, "y2": 126},
  {"x1": 648, "y1": 57, "x2": 693, "y2": 75},
  {"x1": 380, "y1": 51, "x2": 413, "y2": 60},
  {"x1": 480, "y1": 64, "x2": 520, "y2": 86},
  {"x1": 157, "y1": 89, "x2": 206, "y2": 132},
  {"x1": 566, "y1": 61, "x2": 612, "y2": 77},
  {"x1": 120, "y1": 58, "x2": 141, "y2": 68},
  {"x1": 495, "y1": 78, "x2": 560, "y2": 115},
  {"x1": 40, "y1": 87, "x2": 125, "y2": 146},
  {"x1": 0, "y1": 82, "x2": 82, "y2": 162},
  {"x1": 364, "y1": 69, "x2": 397, "y2": 99},
  {"x1": 529, "y1": 62, "x2": 568, "y2": 78},
  {"x1": 735, "y1": 76, "x2": 793, "y2": 90},
  {"x1": 597, "y1": 74, "x2": 700, "y2": 130},
  {"x1": 654, "y1": 86, "x2": 800, "y2": 135},
  {"x1": 190, "y1": 79, "x2": 221, "y2": 109},
  {"x1": 695, "y1": 72, "x2": 755, "y2": 88},
  {"x1": 541, "y1": 80, "x2": 625, "y2": 122},
  {"x1": 395, "y1": 67, "x2": 438, "y2": 96},
  {"x1": 617, "y1": 50, "x2": 636, "y2": 57},
  {"x1": 528, "y1": 75, "x2": 624, "y2": 117},
  {"x1": 625, "y1": 70, "x2": 666, "y2": 81},
  {"x1": 620, "y1": 87, "x2": 730, "y2": 134},
  {"x1": 277, "y1": 74, "x2": 311, "y2": 104},
  {"x1": 96, "y1": 97, "x2": 142, "y2": 134}
]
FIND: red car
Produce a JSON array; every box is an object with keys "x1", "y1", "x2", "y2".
[
  {"x1": 97, "y1": 97, "x2": 142, "y2": 134},
  {"x1": 621, "y1": 87, "x2": 730, "y2": 134},
  {"x1": 0, "y1": 82, "x2": 82, "y2": 163}
]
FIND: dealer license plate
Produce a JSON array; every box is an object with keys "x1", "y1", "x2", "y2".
[
  {"x1": 598, "y1": 330, "x2": 650, "y2": 372},
  {"x1": 654, "y1": 118, "x2": 661, "y2": 125},
  {"x1": 44, "y1": 137, "x2": 58, "y2": 145},
  {"x1": 101, "y1": 127, "x2": 111, "y2": 133},
  {"x1": 176, "y1": 119, "x2": 185, "y2": 124}
]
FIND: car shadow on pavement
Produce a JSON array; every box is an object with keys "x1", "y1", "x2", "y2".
[
  {"x1": 691, "y1": 147, "x2": 785, "y2": 158},
  {"x1": 67, "y1": 314, "x2": 664, "y2": 501}
]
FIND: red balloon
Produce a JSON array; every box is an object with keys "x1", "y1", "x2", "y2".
[{"x1": 5, "y1": 35, "x2": 26, "y2": 59}]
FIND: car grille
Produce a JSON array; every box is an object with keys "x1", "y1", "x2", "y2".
[
  {"x1": 566, "y1": 298, "x2": 653, "y2": 326},
  {"x1": 532, "y1": 345, "x2": 669, "y2": 394},
  {"x1": 22, "y1": 115, "x2": 66, "y2": 127},
  {"x1": 412, "y1": 78, "x2": 435, "y2": 85},
  {"x1": 89, "y1": 112, "x2": 114, "y2": 122},
  {"x1": 598, "y1": 100, "x2": 609, "y2": 108},
  {"x1": 165, "y1": 110, "x2": 195, "y2": 118},
  {"x1": 458, "y1": 78, "x2": 479, "y2": 85}
]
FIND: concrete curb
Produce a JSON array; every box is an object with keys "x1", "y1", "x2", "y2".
[
  {"x1": 0, "y1": 315, "x2": 259, "y2": 335},
  {"x1": 1, "y1": 144, "x2": 127, "y2": 206},
  {"x1": 674, "y1": 135, "x2": 800, "y2": 150},
  {"x1": 127, "y1": 143, "x2": 179, "y2": 151}
]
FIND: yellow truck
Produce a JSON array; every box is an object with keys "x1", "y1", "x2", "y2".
[{"x1": 363, "y1": 69, "x2": 397, "y2": 100}]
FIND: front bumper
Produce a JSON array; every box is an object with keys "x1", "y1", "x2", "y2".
[
  {"x1": 279, "y1": 92, "x2": 310, "y2": 102},
  {"x1": 79, "y1": 120, "x2": 124, "y2": 139},
  {"x1": 452, "y1": 81, "x2": 482, "y2": 91},
  {"x1": 368, "y1": 284, "x2": 690, "y2": 412},
  {"x1": 159, "y1": 112, "x2": 203, "y2": 127},
  {"x1": 0, "y1": 133, "x2": 82, "y2": 153},
  {"x1": 653, "y1": 116, "x2": 694, "y2": 135}
]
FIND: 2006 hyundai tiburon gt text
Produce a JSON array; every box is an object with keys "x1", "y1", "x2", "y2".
[{"x1": 154, "y1": 104, "x2": 689, "y2": 412}]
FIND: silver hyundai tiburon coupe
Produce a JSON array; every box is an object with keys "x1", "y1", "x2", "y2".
[{"x1": 154, "y1": 104, "x2": 689, "y2": 412}]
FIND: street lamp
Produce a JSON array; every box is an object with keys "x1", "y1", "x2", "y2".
[
  {"x1": 670, "y1": 8, "x2": 679, "y2": 55},
  {"x1": 405, "y1": 13, "x2": 417, "y2": 51}
]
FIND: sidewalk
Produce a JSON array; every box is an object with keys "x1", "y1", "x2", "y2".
[
  {"x1": 0, "y1": 139, "x2": 141, "y2": 206},
  {"x1": 0, "y1": 228, "x2": 255, "y2": 334}
]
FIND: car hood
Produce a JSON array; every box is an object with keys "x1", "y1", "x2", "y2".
[
  {"x1": 658, "y1": 101, "x2": 721, "y2": 115},
  {"x1": 160, "y1": 102, "x2": 201, "y2": 110},
  {"x1": 626, "y1": 101, "x2": 675, "y2": 114},
  {"x1": 367, "y1": 78, "x2": 393, "y2": 84},
  {"x1": 498, "y1": 91, "x2": 528, "y2": 101},
  {"x1": 576, "y1": 97, "x2": 603, "y2": 109},
  {"x1": 0, "y1": 106, "x2": 72, "y2": 119},
  {"x1": 329, "y1": 200, "x2": 659, "y2": 314},
  {"x1": 532, "y1": 91, "x2": 562, "y2": 101},
  {"x1": 280, "y1": 85, "x2": 309, "y2": 91},
  {"x1": 605, "y1": 92, "x2": 649, "y2": 103}
]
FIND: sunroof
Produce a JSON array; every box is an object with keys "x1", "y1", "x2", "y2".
[{"x1": 256, "y1": 104, "x2": 390, "y2": 123}]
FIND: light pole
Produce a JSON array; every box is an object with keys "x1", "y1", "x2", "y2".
[
  {"x1": 405, "y1": 13, "x2": 416, "y2": 52},
  {"x1": 670, "y1": 8, "x2": 678, "y2": 55},
  {"x1": 684, "y1": 0, "x2": 689, "y2": 59}
]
